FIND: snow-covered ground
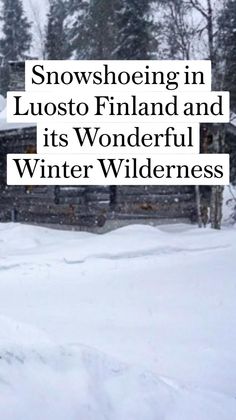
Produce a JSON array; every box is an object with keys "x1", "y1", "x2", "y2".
[{"x1": 0, "y1": 221, "x2": 236, "y2": 419}]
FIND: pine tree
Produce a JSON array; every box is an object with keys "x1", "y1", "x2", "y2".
[
  {"x1": 66, "y1": 0, "x2": 87, "y2": 58},
  {"x1": 67, "y1": 0, "x2": 155, "y2": 60},
  {"x1": 0, "y1": 0, "x2": 31, "y2": 95},
  {"x1": 115, "y1": 0, "x2": 152, "y2": 60},
  {"x1": 0, "y1": 0, "x2": 32, "y2": 61},
  {"x1": 69, "y1": 0, "x2": 119, "y2": 59},
  {"x1": 45, "y1": 0, "x2": 71, "y2": 60}
]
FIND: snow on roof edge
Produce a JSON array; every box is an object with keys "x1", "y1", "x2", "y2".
[{"x1": 0, "y1": 121, "x2": 36, "y2": 132}]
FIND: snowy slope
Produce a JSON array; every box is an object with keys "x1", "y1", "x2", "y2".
[{"x1": 0, "y1": 222, "x2": 236, "y2": 419}]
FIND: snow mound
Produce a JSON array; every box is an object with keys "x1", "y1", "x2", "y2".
[
  {"x1": 0, "y1": 337, "x2": 235, "y2": 420},
  {"x1": 0, "y1": 315, "x2": 54, "y2": 350},
  {"x1": 0, "y1": 223, "x2": 236, "y2": 419},
  {"x1": 0, "y1": 342, "x2": 175, "y2": 420}
]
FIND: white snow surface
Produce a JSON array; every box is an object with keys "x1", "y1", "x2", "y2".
[{"x1": 0, "y1": 222, "x2": 236, "y2": 419}]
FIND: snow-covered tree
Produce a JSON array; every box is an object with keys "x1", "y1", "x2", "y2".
[
  {"x1": 68, "y1": 0, "x2": 119, "y2": 59},
  {"x1": 184, "y1": 0, "x2": 227, "y2": 229},
  {"x1": 45, "y1": 0, "x2": 70, "y2": 59},
  {"x1": 0, "y1": 0, "x2": 31, "y2": 94},
  {"x1": 158, "y1": 0, "x2": 198, "y2": 60},
  {"x1": 115, "y1": 0, "x2": 152, "y2": 60},
  {"x1": 0, "y1": 0, "x2": 32, "y2": 61},
  {"x1": 27, "y1": 0, "x2": 49, "y2": 59},
  {"x1": 68, "y1": 0, "x2": 155, "y2": 60}
]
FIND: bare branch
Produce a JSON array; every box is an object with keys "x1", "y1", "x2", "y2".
[{"x1": 187, "y1": 0, "x2": 208, "y2": 19}]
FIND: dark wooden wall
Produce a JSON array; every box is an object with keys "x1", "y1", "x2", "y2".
[
  {"x1": 0, "y1": 61, "x2": 199, "y2": 228},
  {"x1": 0, "y1": 126, "x2": 198, "y2": 227},
  {"x1": 8, "y1": 62, "x2": 25, "y2": 91}
]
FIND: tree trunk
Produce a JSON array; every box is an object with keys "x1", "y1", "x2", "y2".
[
  {"x1": 210, "y1": 186, "x2": 224, "y2": 229},
  {"x1": 210, "y1": 123, "x2": 226, "y2": 229},
  {"x1": 195, "y1": 185, "x2": 202, "y2": 227}
]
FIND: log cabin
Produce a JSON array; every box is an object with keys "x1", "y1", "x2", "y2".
[{"x1": 0, "y1": 62, "x2": 235, "y2": 231}]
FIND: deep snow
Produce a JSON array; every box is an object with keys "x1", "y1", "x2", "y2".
[{"x1": 0, "y1": 222, "x2": 236, "y2": 419}]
